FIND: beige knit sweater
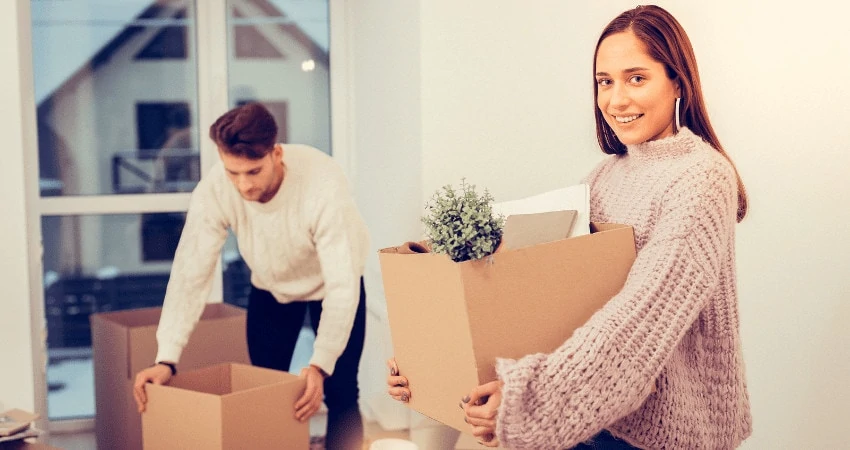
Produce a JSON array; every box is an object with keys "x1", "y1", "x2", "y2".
[
  {"x1": 495, "y1": 128, "x2": 752, "y2": 449},
  {"x1": 155, "y1": 145, "x2": 369, "y2": 376}
]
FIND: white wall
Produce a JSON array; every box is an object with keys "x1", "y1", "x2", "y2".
[
  {"x1": 351, "y1": 1, "x2": 850, "y2": 448},
  {"x1": 0, "y1": 0, "x2": 39, "y2": 413},
  {"x1": 348, "y1": 0, "x2": 424, "y2": 425}
]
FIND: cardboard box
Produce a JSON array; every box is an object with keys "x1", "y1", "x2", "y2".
[
  {"x1": 91, "y1": 303, "x2": 250, "y2": 450},
  {"x1": 142, "y1": 363, "x2": 308, "y2": 450},
  {"x1": 379, "y1": 223, "x2": 636, "y2": 431}
]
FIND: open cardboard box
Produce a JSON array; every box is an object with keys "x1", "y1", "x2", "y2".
[
  {"x1": 378, "y1": 222, "x2": 636, "y2": 431},
  {"x1": 142, "y1": 363, "x2": 308, "y2": 450},
  {"x1": 90, "y1": 303, "x2": 250, "y2": 450}
]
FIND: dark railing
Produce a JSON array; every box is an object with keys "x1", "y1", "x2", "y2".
[
  {"x1": 44, "y1": 259, "x2": 252, "y2": 349},
  {"x1": 111, "y1": 148, "x2": 200, "y2": 194}
]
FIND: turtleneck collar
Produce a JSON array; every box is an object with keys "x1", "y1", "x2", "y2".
[{"x1": 626, "y1": 127, "x2": 701, "y2": 161}]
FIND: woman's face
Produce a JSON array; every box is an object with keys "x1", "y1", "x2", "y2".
[{"x1": 595, "y1": 30, "x2": 681, "y2": 145}]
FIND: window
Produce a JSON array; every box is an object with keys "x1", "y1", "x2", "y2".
[
  {"x1": 42, "y1": 213, "x2": 184, "y2": 418},
  {"x1": 134, "y1": 7, "x2": 189, "y2": 60},
  {"x1": 30, "y1": 0, "x2": 333, "y2": 423}
]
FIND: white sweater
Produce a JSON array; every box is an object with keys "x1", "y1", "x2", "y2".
[{"x1": 155, "y1": 144, "x2": 370, "y2": 375}]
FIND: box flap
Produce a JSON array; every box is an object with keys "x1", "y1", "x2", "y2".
[
  {"x1": 501, "y1": 210, "x2": 577, "y2": 250},
  {"x1": 166, "y1": 363, "x2": 233, "y2": 396},
  {"x1": 222, "y1": 372, "x2": 309, "y2": 450},
  {"x1": 229, "y1": 363, "x2": 301, "y2": 393},
  {"x1": 93, "y1": 307, "x2": 163, "y2": 328},
  {"x1": 143, "y1": 382, "x2": 223, "y2": 449}
]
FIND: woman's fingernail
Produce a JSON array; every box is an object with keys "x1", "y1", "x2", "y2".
[
  {"x1": 458, "y1": 401, "x2": 464, "y2": 410},
  {"x1": 463, "y1": 416, "x2": 469, "y2": 423},
  {"x1": 462, "y1": 395, "x2": 470, "y2": 403},
  {"x1": 401, "y1": 393, "x2": 409, "y2": 402},
  {"x1": 390, "y1": 367, "x2": 398, "y2": 376},
  {"x1": 400, "y1": 380, "x2": 407, "y2": 387}
]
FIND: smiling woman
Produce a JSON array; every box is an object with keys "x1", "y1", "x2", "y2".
[{"x1": 396, "y1": 5, "x2": 753, "y2": 449}]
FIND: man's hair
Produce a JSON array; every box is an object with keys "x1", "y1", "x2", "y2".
[{"x1": 209, "y1": 102, "x2": 278, "y2": 159}]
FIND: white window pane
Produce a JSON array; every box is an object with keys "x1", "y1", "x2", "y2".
[{"x1": 32, "y1": 0, "x2": 201, "y2": 196}]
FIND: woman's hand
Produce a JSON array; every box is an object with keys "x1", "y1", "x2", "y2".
[
  {"x1": 386, "y1": 358, "x2": 410, "y2": 402},
  {"x1": 462, "y1": 380, "x2": 503, "y2": 447}
]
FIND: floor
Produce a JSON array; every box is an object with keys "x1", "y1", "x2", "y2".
[{"x1": 46, "y1": 418, "x2": 410, "y2": 450}]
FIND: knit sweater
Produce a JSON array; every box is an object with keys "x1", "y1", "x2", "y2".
[
  {"x1": 155, "y1": 145, "x2": 370, "y2": 375},
  {"x1": 494, "y1": 128, "x2": 752, "y2": 449}
]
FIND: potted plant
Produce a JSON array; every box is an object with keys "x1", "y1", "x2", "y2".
[{"x1": 422, "y1": 179, "x2": 504, "y2": 263}]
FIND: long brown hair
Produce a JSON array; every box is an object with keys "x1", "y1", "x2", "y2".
[{"x1": 593, "y1": 5, "x2": 748, "y2": 222}]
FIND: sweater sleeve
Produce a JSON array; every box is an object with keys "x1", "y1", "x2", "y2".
[
  {"x1": 495, "y1": 161, "x2": 738, "y2": 448},
  {"x1": 307, "y1": 176, "x2": 365, "y2": 376},
  {"x1": 155, "y1": 180, "x2": 229, "y2": 364}
]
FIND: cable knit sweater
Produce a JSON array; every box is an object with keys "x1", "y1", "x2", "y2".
[
  {"x1": 155, "y1": 145, "x2": 369, "y2": 375},
  {"x1": 494, "y1": 128, "x2": 752, "y2": 449}
]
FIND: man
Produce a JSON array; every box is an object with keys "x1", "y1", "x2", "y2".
[{"x1": 133, "y1": 103, "x2": 369, "y2": 450}]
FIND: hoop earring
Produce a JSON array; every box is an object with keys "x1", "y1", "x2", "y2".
[{"x1": 675, "y1": 97, "x2": 682, "y2": 132}]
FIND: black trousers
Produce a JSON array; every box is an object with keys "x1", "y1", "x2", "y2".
[
  {"x1": 246, "y1": 278, "x2": 366, "y2": 450},
  {"x1": 573, "y1": 430, "x2": 641, "y2": 449}
]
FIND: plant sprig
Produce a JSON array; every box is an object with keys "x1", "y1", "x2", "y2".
[{"x1": 422, "y1": 179, "x2": 504, "y2": 262}]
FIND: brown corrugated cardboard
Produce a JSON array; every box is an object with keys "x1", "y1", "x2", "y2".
[
  {"x1": 378, "y1": 223, "x2": 636, "y2": 432},
  {"x1": 90, "y1": 303, "x2": 250, "y2": 450},
  {"x1": 142, "y1": 363, "x2": 308, "y2": 450}
]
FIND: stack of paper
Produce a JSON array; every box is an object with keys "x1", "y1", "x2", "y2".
[
  {"x1": 492, "y1": 184, "x2": 591, "y2": 238},
  {"x1": 0, "y1": 409, "x2": 41, "y2": 443}
]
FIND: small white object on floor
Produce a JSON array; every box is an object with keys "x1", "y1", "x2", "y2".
[{"x1": 369, "y1": 438, "x2": 419, "y2": 450}]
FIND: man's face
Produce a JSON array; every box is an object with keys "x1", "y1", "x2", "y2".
[{"x1": 219, "y1": 144, "x2": 283, "y2": 203}]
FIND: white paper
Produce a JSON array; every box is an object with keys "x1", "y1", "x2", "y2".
[{"x1": 492, "y1": 184, "x2": 590, "y2": 238}]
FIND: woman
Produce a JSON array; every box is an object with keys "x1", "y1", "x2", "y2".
[{"x1": 388, "y1": 5, "x2": 752, "y2": 449}]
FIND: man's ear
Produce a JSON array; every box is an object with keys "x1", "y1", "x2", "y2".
[{"x1": 273, "y1": 143, "x2": 284, "y2": 160}]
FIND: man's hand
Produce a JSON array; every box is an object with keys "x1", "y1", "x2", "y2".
[
  {"x1": 295, "y1": 365, "x2": 326, "y2": 422},
  {"x1": 462, "y1": 380, "x2": 503, "y2": 447},
  {"x1": 133, "y1": 363, "x2": 174, "y2": 413}
]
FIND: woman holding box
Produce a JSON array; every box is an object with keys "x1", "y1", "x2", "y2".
[{"x1": 388, "y1": 5, "x2": 752, "y2": 449}]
